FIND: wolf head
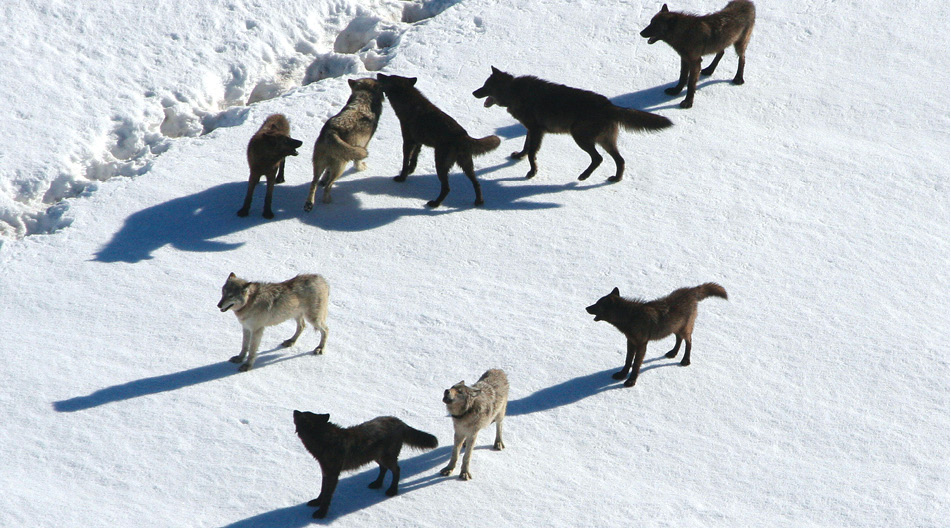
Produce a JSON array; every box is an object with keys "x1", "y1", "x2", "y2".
[
  {"x1": 585, "y1": 287, "x2": 622, "y2": 322},
  {"x1": 349, "y1": 77, "x2": 383, "y2": 97},
  {"x1": 293, "y1": 410, "x2": 331, "y2": 433},
  {"x1": 472, "y1": 66, "x2": 515, "y2": 108},
  {"x1": 269, "y1": 134, "x2": 303, "y2": 158},
  {"x1": 640, "y1": 4, "x2": 675, "y2": 44},
  {"x1": 255, "y1": 114, "x2": 304, "y2": 156},
  {"x1": 443, "y1": 381, "x2": 479, "y2": 415},
  {"x1": 376, "y1": 73, "x2": 417, "y2": 96},
  {"x1": 217, "y1": 272, "x2": 252, "y2": 313}
]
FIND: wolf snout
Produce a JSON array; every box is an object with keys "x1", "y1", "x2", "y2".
[
  {"x1": 483, "y1": 96, "x2": 497, "y2": 108},
  {"x1": 442, "y1": 390, "x2": 452, "y2": 404},
  {"x1": 218, "y1": 302, "x2": 233, "y2": 312}
]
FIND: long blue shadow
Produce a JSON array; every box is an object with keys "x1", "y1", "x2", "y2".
[
  {"x1": 506, "y1": 368, "x2": 621, "y2": 416},
  {"x1": 227, "y1": 446, "x2": 453, "y2": 525},
  {"x1": 52, "y1": 361, "x2": 237, "y2": 412}
]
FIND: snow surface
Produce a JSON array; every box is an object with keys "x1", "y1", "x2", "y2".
[{"x1": 1, "y1": 0, "x2": 948, "y2": 526}]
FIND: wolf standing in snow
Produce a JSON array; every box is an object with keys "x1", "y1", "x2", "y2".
[
  {"x1": 294, "y1": 411, "x2": 438, "y2": 519},
  {"x1": 305, "y1": 78, "x2": 385, "y2": 210},
  {"x1": 440, "y1": 369, "x2": 509, "y2": 480},
  {"x1": 217, "y1": 273, "x2": 329, "y2": 371},
  {"x1": 586, "y1": 283, "x2": 727, "y2": 387},
  {"x1": 238, "y1": 114, "x2": 304, "y2": 219},
  {"x1": 639, "y1": 1, "x2": 756, "y2": 108},
  {"x1": 472, "y1": 67, "x2": 672, "y2": 181},
  {"x1": 377, "y1": 73, "x2": 500, "y2": 208}
]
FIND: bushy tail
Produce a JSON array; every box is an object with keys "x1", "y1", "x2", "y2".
[
  {"x1": 696, "y1": 282, "x2": 728, "y2": 301},
  {"x1": 468, "y1": 135, "x2": 502, "y2": 157},
  {"x1": 613, "y1": 107, "x2": 673, "y2": 132},
  {"x1": 328, "y1": 131, "x2": 369, "y2": 160},
  {"x1": 403, "y1": 426, "x2": 438, "y2": 450}
]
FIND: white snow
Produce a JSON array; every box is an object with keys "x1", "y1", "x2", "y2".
[{"x1": 0, "y1": 0, "x2": 948, "y2": 526}]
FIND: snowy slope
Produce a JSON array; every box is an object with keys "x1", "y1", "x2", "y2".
[{"x1": 0, "y1": 0, "x2": 948, "y2": 526}]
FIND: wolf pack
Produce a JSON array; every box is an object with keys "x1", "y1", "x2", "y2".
[{"x1": 218, "y1": 1, "x2": 751, "y2": 519}]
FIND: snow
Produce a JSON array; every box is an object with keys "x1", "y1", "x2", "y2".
[{"x1": 1, "y1": 0, "x2": 948, "y2": 526}]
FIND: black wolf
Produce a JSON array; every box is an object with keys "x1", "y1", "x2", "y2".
[
  {"x1": 238, "y1": 114, "x2": 304, "y2": 219},
  {"x1": 293, "y1": 411, "x2": 438, "y2": 519},
  {"x1": 640, "y1": 1, "x2": 755, "y2": 108},
  {"x1": 472, "y1": 67, "x2": 672, "y2": 181},
  {"x1": 377, "y1": 73, "x2": 500, "y2": 208},
  {"x1": 586, "y1": 283, "x2": 727, "y2": 387}
]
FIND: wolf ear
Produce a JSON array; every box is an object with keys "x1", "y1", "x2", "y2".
[
  {"x1": 228, "y1": 272, "x2": 236, "y2": 279},
  {"x1": 348, "y1": 78, "x2": 356, "y2": 88},
  {"x1": 491, "y1": 66, "x2": 501, "y2": 75},
  {"x1": 407, "y1": 77, "x2": 418, "y2": 86},
  {"x1": 317, "y1": 413, "x2": 330, "y2": 423},
  {"x1": 611, "y1": 287, "x2": 620, "y2": 296},
  {"x1": 661, "y1": 4, "x2": 669, "y2": 12}
]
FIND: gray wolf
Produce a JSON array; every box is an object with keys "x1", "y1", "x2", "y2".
[
  {"x1": 472, "y1": 67, "x2": 672, "y2": 181},
  {"x1": 305, "y1": 78, "x2": 385, "y2": 210},
  {"x1": 238, "y1": 114, "x2": 304, "y2": 219},
  {"x1": 640, "y1": 1, "x2": 755, "y2": 108},
  {"x1": 440, "y1": 368, "x2": 509, "y2": 480},
  {"x1": 293, "y1": 411, "x2": 438, "y2": 519},
  {"x1": 217, "y1": 273, "x2": 329, "y2": 371},
  {"x1": 377, "y1": 73, "x2": 500, "y2": 208},
  {"x1": 586, "y1": 283, "x2": 727, "y2": 387}
]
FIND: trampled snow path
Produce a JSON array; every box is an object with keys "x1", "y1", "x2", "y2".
[{"x1": 0, "y1": 0, "x2": 947, "y2": 526}]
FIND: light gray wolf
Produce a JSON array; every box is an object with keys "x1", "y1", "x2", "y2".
[
  {"x1": 217, "y1": 273, "x2": 329, "y2": 371},
  {"x1": 586, "y1": 283, "x2": 727, "y2": 387},
  {"x1": 293, "y1": 411, "x2": 438, "y2": 519},
  {"x1": 305, "y1": 78, "x2": 385, "y2": 210},
  {"x1": 472, "y1": 67, "x2": 673, "y2": 182},
  {"x1": 640, "y1": 1, "x2": 755, "y2": 108},
  {"x1": 238, "y1": 114, "x2": 304, "y2": 219},
  {"x1": 377, "y1": 73, "x2": 500, "y2": 208},
  {"x1": 440, "y1": 368, "x2": 509, "y2": 480}
]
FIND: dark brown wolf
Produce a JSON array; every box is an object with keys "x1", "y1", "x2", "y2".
[
  {"x1": 377, "y1": 73, "x2": 500, "y2": 208},
  {"x1": 472, "y1": 67, "x2": 672, "y2": 181},
  {"x1": 238, "y1": 114, "x2": 304, "y2": 218},
  {"x1": 586, "y1": 283, "x2": 727, "y2": 387},
  {"x1": 293, "y1": 411, "x2": 438, "y2": 519},
  {"x1": 640, "y1": 0, "x2": 755, "y2": 109}
]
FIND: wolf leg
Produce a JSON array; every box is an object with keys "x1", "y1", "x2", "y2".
[
  {"x1": 321, "y1": 162, "x2": 346, "y2": 204},
  {"x1": 368, "y1": 465, "x2": 387, "y2": 489},
  {"x1": 613, "y1": 339, "x2": 637, "y2": 380},
  {"x1": 624, "y1": 341, "x2": 648, "y2": 387},
  {"x1": 680, "y1": 336, "x2": 692, "y2": 366},
  {"x1": 680, "y1": 59, "x2": 702, "y2": 109},
  {"x1": 230, "y1": 327, "x2": 252, "y2": 363},
  {"x1": 457, "y1": 155, "x2": 484, "y2": 206},
  {"x1": 524, "y1": 129, "x2": 543, "y2": 179},
  {"x1": 282, "y1": 316, "x2": 305, "y2": 348},
  {"x1": 261, "y1": 169, "x2": 277, "y2": 219},
  {"x1": 440, "y1": 432, "x2": 465, "y2": 476},
  {"x1": 665, "y1": 58, "x2": 689, "y2": 96},
  {"x1": 310, "y1": 470, "x2": 339, "y2": 519},
  {"x1": 239, "y1": 329, "x2": 264, "y2": 371},
  {"x1": 665, "y1": 335, "x2": 683, "y2": 358},
  {"x1": 600, "y1": 137, "x2": 625, "y2": 183},
  {"x1": 237, "y1": 172, "x2": 261, "y2": 217},
  {"x1": 426, "y1": 149, "x2": 453, "y2": 208},
  {"x1": 305, "y1": 157, "x2": 328, "y2": 212},
  {"x1": 701, "y1": 51, "x2": 725, "y2": 76},
  {"x1": 511, "y1": 128, "x2": 532, "y2": 159},
  {"x1": 395, "y1": 139, "x2": 420, "y2": 182},
  {"x1": 493, "y1": 414, "x2": 505, "y2": 450},
  {"x1": 384, "y1": 458, "x2": 401, "y2": 496},
  {"x1": 572, "y1": 128, "x2": 603, "y2": 181},
  {"x1": 458, "y1": 432, "x2": 479, "y2": 480},
  {"x1": 312, "y1": 321, "x2": 328, "y2": 355},
  {"x1": 276, "y1": 159, "x2": 286, "y2": 184}
]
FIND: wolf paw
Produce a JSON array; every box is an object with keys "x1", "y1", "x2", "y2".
[
  {"x1": 524, "y1": 170, "x2": 536, "y2": 179},
  {"x1": 426, "y1": 200, "x2": 441, "y2": 208},
  {"x1": 680, "y1": 359, "x2": 691, "y2": 367},
  {"x1": 665, "y1": 86, "x2": 684, "y2": 96},
  {"x1": 623, "y1": 378, "x2": 637, "y2": 388},
  {"x1": 262, "y1": 210, "x2": 275, "y2": 219},
  {"x1": 607, "y1": 175, "x2": 622, "y2": 183},
  {"x1": 665, "y1": 350, "x2": 678, "y2": 359},
  {"x1": 732, "y1": 77, "x2": 745, "y2": 85},
  {"x1": 236, "y1": 208, "x2": 250, "y2": 217},
  {"x1": 312, "y1": 509, "x2": 328, "y2": 519},
  {"x1": 394, "y1": 174, "x2": 408, "y2": 182},
  {"x1": 385, "y1": 488, "x2": 399, "y2": 497},
  {"x1": 368, "y1": 480, "x2": 383, "y2": 489},
  {"x1": 355, "y1": 160, "x2": 368, "y2": 172},
  {"x1": 459, "y1": 471, "x2": 472, "y2": 481},
  {"x1": 229, "y1": 355, "x2": 244, "y2": 363},
  {"x1": 612, "y1": 370, "x2": 628, "y2": 380},
  {"x1": 313, "y1": 346, "x2": 324, "y2": 355},
  {"x1": 439, "y1": 466, "x2": 454, "y2": 476},
  {"x1": 493, "y1": 440, "x2": 505, "y2": 450},
  {"x1": 510, "y1": 151, "x2": 526, "y2": 160},
  {"x1": 679, "y1": 99, "x2": 693, "y2": 109},
  {"x1": 238, "y1": 363, "x2": 252, "y2": 372},
  {"x1": 303, "y1": 201, "x2": 314, "y2": 212}
]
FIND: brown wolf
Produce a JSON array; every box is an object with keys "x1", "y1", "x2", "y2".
[
  {"x1": 293, "y1": 411, "x2": 438, "y2": 519},
  {"x1": 305, "y1": 78, "x2": 385, "y2": 210},
  {"x1": 586, "y1": 283, "x2": 727, "y2": 387},
  {"x1": 377, "y1": 73, "x2": 500, "y2": 208},
  {"x1": 640, "y1": 0, "x2": 755, "y2": 108},
  {"x1": 440, "y1": 368, "x2": 509, "y2": 480},
  {"x1": 472, "y1": 67, "x2": 672, "y2": 181},
  {"x1": 237, "y1": 114, "x2": 304, "y2": 218}
]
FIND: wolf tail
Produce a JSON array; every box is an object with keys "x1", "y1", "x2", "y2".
[
  {"x1": 613, "y1": 107, "x2": 673, "y2": 132},
  {"x1": 696, "y1": 282, "x2": 728, "y2": 301},
  {"x1": 402, "y1": 426, "x2": 438, "y2": 450},
  {"x1": 328, "y1": 131, "x2": 369, "y2": 160},
  {"x1": 467, "y1": 135, "x2": 502, "y2": 157}
]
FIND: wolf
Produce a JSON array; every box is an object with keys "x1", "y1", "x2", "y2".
[
  {"x1": 440, "y1": 368, "x2": 509, "y2": 480},
  {"x1": 305, "y1": 78, "x2": 385, "y2": 211},
  {"x1": 586, "y1": 283, "x2": 727, "y2": 387},
  {"x1": 377, "y1": 73, "x2": 501, "y2": 208},
  {"x1": 237, "y1": 114, "x2": 304, "y2": 219},
  {"x1": 472, "y1": 67, "x2": 672, "y2": 182},
  {"x1": 640, "y1": 1, "x2": 755, "y2": 109},
  {"x1": 217, "y1": 273, "x2": 329, "y2": 371},
  {"x1": 293, "y1": 411, "x2": 438, "y2": 519}
]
